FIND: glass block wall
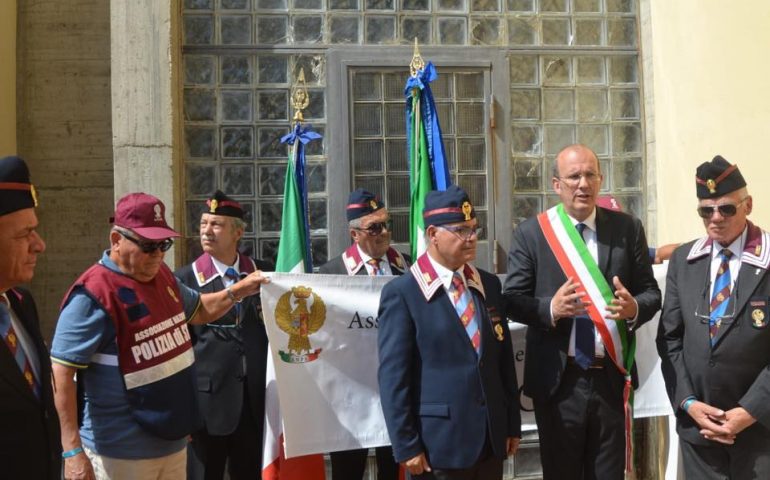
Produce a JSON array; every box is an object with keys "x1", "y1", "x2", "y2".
[
  {"x1": 510, "y1": 52, "x2": 643, "y2": 226},
  {"x1": 351, "y1": 69, "x2": 489, "y2": 247},
  {"x1": 182, "y1": 0, "x2": 643, "y2": 264}
]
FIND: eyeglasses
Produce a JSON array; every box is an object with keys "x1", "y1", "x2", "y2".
[
  {"x1": 694, "y1": 277, "x2": 738, "y2": 327},
  {"x1": 120, "y1": 232, "x2": 174, "y2": 253},
  {"x1": 557, "y1": 172, "x2": 601, "y2": 188},
  {"x1": 355, "y1": 221, "x2": 391, "y2": 236},
  {"x1": 697, "y1": 197, "x2": 749, "y2": 219},
  {"x1": 439, "y1": 225, "x2": 483, "y2": 241}
]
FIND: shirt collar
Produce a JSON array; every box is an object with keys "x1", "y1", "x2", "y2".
[
  {"x1": 567, "y1": 207, "x2": 597, "y2": 232},
  {"x1": 426, "y1": 252, "x2": 465, "y2": 291},
  {"x1": 210, "y1": 254, "x2": 239, "y2": 278},
  {"x1": 712, "y1": 226, "x2": 747, "y2": 260},
  {"x1": 356, "y1": 244, "x2": 382, "y2": 264}
]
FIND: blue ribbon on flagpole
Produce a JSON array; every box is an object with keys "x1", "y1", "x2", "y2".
[
  {"x1": 281, "y1": 124, "x2": 322, "y2": 273},
  {"x1": 404, "y1": 61, "x2": 451, "y2": 191}
]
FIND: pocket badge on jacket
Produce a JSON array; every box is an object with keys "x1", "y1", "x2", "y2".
[
  {"x1": 750, "y1": 298, "x2": 768, "y2": 329},
  {"x1": 487, "y1": 306, "x2": 505, "y2": 341}
]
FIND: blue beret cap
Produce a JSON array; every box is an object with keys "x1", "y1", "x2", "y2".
[
  {"x1": 423, "y1": 185, "x2": 475, "y2": 227},
  {"x1": 0, "y1": 156, "x2": 38, "y2": 216},
  {"x1": 346, "y1": 188, "x2": 384, "y2": 221}
]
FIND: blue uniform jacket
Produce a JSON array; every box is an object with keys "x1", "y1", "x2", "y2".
[{"x1": 377, "y1": 255, "x2": 521, "y2": 469}]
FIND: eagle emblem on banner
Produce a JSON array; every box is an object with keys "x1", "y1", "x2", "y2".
[{"x1": 275, "y1": 285, "x2": 326, "y2": 363}]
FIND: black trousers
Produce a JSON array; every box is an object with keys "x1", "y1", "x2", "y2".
[
  {"x1": 680, "y1": 436, "x2": 770, "y2": 479},
  {"x1": 330, "y1": 446, "x2": 399, "y2": 480},
  {"x1": 188, "y1": 387, "x2": 263, "y2": 480},
  {"x1": 533, "y1": 360, "x2": 626, "y2": 480}
]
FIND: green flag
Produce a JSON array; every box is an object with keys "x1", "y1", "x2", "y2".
[
  {"x1": 276, "y1": 145, "x2": 309, "y2": 273},
  {"x1": 409, "y1": 93, "x2": 432, "y2": 260}
]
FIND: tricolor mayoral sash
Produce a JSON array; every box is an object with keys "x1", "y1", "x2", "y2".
[
  {"x1": 67, "y1": 262, "x2": 201, "y2": 440},
  {"x1": 537, "y1": 204, "x2": 635, "y2": 472}
]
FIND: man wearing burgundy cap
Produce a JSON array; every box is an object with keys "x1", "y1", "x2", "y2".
[
  {"x1": 0, "y1": 156, "x2": 61, "y2": 479},
  {"x1": 319, "y1": 188, "x2": 407, "y2": 480},
  {"x1": 658, "y1": 155, "x2": 770, "y2": 478},
  {"x1": 378, "y1": 185, "x2": 521, "y2": 479},
  {"x1": 176, "y1": 190, "x2": 273, "y2": 480},
  {"x1": 51, "y1": 192, "x2": 269, "y2": 480}
]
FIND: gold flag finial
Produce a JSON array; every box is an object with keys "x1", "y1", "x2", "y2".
[
  {"x1": 409, "y1": 38, "x2": 425, "y2": 78},
  {"x1": 291, "y1": 68, "x2": 310, "y2": 124}
]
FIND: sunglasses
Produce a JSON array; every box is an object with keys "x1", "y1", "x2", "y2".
[
  {"x1": 697, "y1": 197, "x2": 748, "y2": 219},
  {"x1": 121, "y1": 233, "x2": 174, "y2": 253},
  {"x1": 355, "y1": 221, "x2": 391, "y2": 236}
]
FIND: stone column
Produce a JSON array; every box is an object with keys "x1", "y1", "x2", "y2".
[{"x1": 111, "y1": 0, "x2": 182, "y2": 265}]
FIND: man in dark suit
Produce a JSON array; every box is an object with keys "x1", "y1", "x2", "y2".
[
  {"x1": 319, "y1": 188, "x2": 406, "y2": 480},
  {"x1": 378, "y1": 185, "x2": 521, "y2": 479},
  {"x1": 0, "y1": 155, "x2": 61, "y2": 479},
  {"x1": 657, "y1": 156, "x2": 770, "y2": 478},
  {"x1": 504, "y1": 144, "x2": 661, "y2": 480},
  {"x1": 176, "y1": 190, "x2": 273, "y2": 480}
]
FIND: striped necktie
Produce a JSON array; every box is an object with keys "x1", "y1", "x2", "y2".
[
  {"x1": 0, "y1": 297, "x2": 40, "y2": 399},
  {"x1": 574, "y1": 223, "x2": 596, "y2": 369},
  {"x1": 710, "y1": 249, "x2": 733, "y2": 345},
  {"x1": 451, "y1": 272, "x2": 480, "y2": 353},
  {"x1": 367, "y1": 258, "x2": 383, "y2": 276}
]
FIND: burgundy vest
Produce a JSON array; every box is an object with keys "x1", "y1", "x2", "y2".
[{"x1": 64, "y1": 262, "x2": 201, "y2": 440}]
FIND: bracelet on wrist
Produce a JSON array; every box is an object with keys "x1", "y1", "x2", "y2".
[
  {"x1": 62, "y1": 446, "x2": 84, "y2": 458},
  {"x1": 682, "y1": 398, "x2": 697, "y2": 412},
  {"x1": 226, "y1": 286, "x2": 242, "y2": 304}
]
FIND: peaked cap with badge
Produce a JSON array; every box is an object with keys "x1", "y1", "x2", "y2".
[
  {"x1": 0, "y1": 156, "x2": 38, "y2": 216},
  {"x1": 205, "y1": 190, "x2": 245, "y2": 219},
  {"x1": 695, "y1": 155, "x2": 747, "y2": 199},
  {"x1": 423, "y1": 184, "x2": 476, "y2": 227},
  {"x1": 346, "y1": 188, "x2": 385, "y2": 221}
]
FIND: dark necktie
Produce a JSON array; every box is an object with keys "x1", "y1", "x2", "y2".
[
  {"x1": 224, "y1": 267, "x2": 239, "y2": 284},
  {"x1": 574, "y1": 223, "x2": 595, "y2": 369},
  {"x1": 709, "y1": 249, "x2": 733, "y2": 346},
  {"x1": 0, "y1": 296, "x2": 40, "y2": 399}
]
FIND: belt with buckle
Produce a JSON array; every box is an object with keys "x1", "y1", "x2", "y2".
[{"x1": 567, "y1": 356, "x2": 606, "y2": 369}]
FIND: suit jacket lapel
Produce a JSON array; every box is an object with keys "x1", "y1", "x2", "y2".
[
  {"x1": 595, "y1": 208, "x2": 611, "y2": 276},
  {"x1": 0, "y1": 300, "x2": 39, "y2": 403}
]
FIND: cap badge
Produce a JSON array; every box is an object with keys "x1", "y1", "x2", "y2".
[
  {"x1": 369, "y1": 200, "x2": 377, "y2": 210},
  {"x1": 153, "y1": 204, "x2": 162, "y2": 222},
  {"x1": 462, "y1": 201, "x2": 472, "y2": 221},
  {"x1": 30, "y1": 185, "x2": 38, "y2": 207},
  {"x1": 706, "y1": 179, "x2": 717, "y2": 194},
  {"x1": 209, "y1": 199, "x2": 218, "y2": 213}
]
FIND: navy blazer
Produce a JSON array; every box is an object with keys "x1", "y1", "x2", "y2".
[
  {"x1": 504, "y1": 207, "x2": 661, "y2": 401},
  {"x1": 377, "y1": 255, "x2": 521, "y2": 469},
  {"x1": 176, "y1": 254, "x2": 273, "y2": 438},
  {"x1": 0, "y1": 288, "x2": 61, "y2": 479},
  {"x1": 657, "y1": 222, "x2": 770, "y2": 446}
]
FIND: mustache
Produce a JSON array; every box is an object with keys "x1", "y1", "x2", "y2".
[{"x1": 201, "y1": 234, "x2": 216, "y2": 242}]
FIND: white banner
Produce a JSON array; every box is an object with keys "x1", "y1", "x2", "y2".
[{"x1": 261, "y1": 266, "x2": 672, "y2": 458}]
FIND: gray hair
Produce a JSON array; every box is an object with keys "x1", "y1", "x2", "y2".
[{"x1": 348, "y1": 217, "x2": 363, "y2": 230}]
